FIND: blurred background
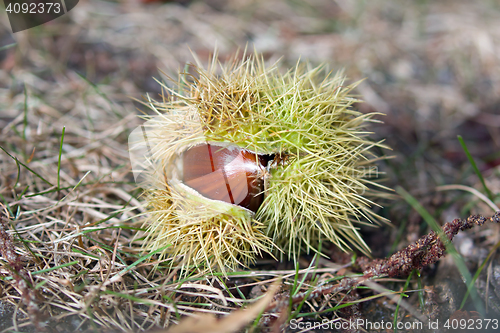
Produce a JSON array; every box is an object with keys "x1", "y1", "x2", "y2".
[{"x1": 1, "y1": 0, "x2": 500, "y2": 331}]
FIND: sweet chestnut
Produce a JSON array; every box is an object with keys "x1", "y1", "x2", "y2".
[{"x1": 181, "y1": 143, "x2": 270, "y2": 213}]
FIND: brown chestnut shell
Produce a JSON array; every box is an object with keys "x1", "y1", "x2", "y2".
[{"x1": 181, "y1": 143, "x2": 270, "y2": 213}]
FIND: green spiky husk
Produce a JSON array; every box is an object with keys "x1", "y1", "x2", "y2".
[
  {"x1": 140, "y1": 52, "x2": 388, "y2": 273},
  {"x1": 143, "y1": 182, "x2": 274, "y2": 274}
]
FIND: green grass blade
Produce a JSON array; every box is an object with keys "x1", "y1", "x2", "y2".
[
  {"x1": 216, "y1": 277, "x2": 237, "y2": 301},
  {"x1": 0, "y1": 146, "x2": 54, "y2": 187},
  {"x1": 0, "y1": 193, "x2": 14, "y2": 216},
  {"x1": 460, "y1": 239, "x2": 500, "y2": 310},
  {"x1": 394, "y1": 270, "x2": 414, "y2": 332},
  {"x1": 292, "y1": 261, "x2": 300, "y2": 296},
  {"x1": 75, "y1": 72, "x2": 122, "y2": 118},
  {"x1": 396, "y1": 186, "x2": 485, "y2": 315},
  {"x1": 117, "y1": 244, "x2": 171, "y2": 275},
  {"x1": 9, "y1": 219, "x2": 41, "y2": 265},
  {"x1": 417, "y1": 270, "x2": 425, "y2": 311},
  {"x1": 0, "y1": 42, "x2": 16, "y2": 51},
  {"x1": 163, "y1": 295, "x2": 181, "y2": 320},
  {"x1": 32, "y1": 260, "x2": 79, "y2": 275},
  {"x1": 457, "y1": 135, "x2": 494, "y2": 201}
]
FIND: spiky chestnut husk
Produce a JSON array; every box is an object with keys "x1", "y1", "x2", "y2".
[
  {"x1": 134, "y1": 52, "x2": 388, "y2": 274},
  {"x1": 129, "y1": 106, "x2": 275, "y2": 274},
  {"x1": 144, "y1": 184, "x2": 273, "y2": 273}
]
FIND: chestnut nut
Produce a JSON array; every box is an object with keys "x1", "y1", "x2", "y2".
[{"x1": 181, "y1": 143, "x2": 271, "y2": 213}]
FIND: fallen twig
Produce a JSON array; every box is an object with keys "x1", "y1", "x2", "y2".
[{"x1": 267, "y1": 212, "x2": 500, "y2": 313}]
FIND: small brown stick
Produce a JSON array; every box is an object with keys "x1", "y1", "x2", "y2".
[
  {"x1": 0, "y1": 214, "x2": 45, "y2": 330},
  {"x1": 267, "y1": 212, "x2": 500, "y2": 312},
  {"x1": 359, "y1": 212, "x2": 499, "y2": 278}
]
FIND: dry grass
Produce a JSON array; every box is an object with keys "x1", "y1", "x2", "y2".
[{"x1": 0, "y1": 0, "x2": 500, "y2": 332}]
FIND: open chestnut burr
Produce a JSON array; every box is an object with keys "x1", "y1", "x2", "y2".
[
  {"x1": 135, "y1": 52, "x2": 388, "y2": 274},
  {"x1": 181, "y1": 143, "x2": 271, "y2": 213}
]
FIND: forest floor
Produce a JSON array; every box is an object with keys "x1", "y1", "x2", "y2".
[{"x1": 1, "y1": 0, "x2": 500, "y2": 332}]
